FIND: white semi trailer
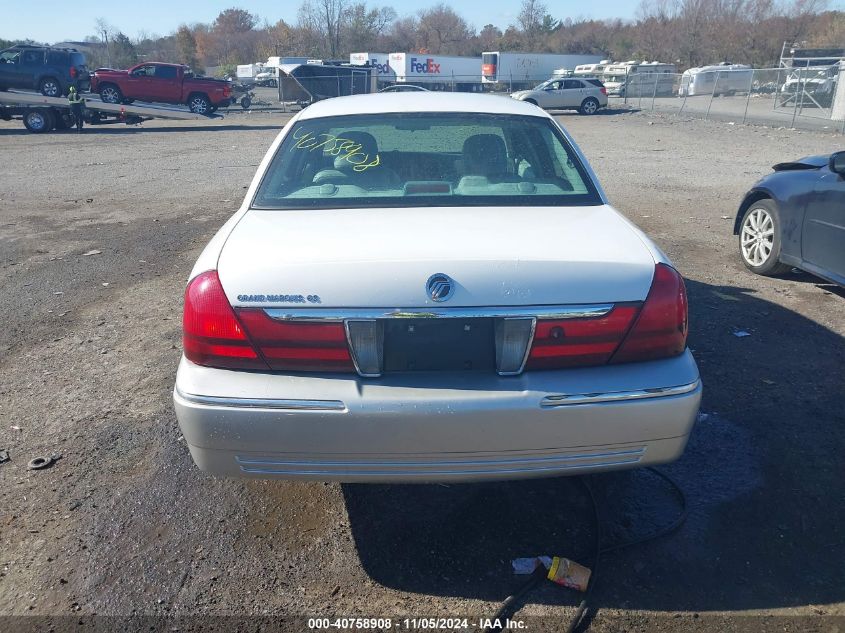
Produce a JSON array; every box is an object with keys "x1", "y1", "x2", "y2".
[
  {"x1": 482, "y1": 52, "x2": 605, "y2": 89},
  {"x1": 388, "y1": 53, "x2": 482, "y2": 91},
  {"x1": 349, "y1": 52, "x2": 395, "y2": 82}
]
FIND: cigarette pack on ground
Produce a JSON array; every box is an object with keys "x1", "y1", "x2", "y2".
[{"x1": 546, "y1": 556, "x2": 592, "y2": 592}]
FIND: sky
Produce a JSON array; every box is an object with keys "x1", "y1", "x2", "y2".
[{"x1": 2, "y1": 0, "x2": 641, "y2": 44}]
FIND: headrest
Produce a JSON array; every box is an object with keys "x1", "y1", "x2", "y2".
[
  {"x1": 333, "y1": 131, "x2": 379, "y2": 171},
  {"x1": 462, "y1": 134, "x2": 507, "y2": 176}
]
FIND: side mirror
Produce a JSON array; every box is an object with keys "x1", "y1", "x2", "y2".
[{"x1": 829, "y1": 151, "x2": 845, "y2": 176}]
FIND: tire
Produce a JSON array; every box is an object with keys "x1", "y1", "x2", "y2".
[
  {"x1": 23, "y1": 108, "x2": 54, "y2": 133},
  {"x1": 188, "y1": 94, "x2": 211, "y2": 114},
  {"x1": 39, "y1": 77, "x2": 61, "y2": 97},
  {"x1": 99, "y1": 84, "x2": 123, "y2": 104},
  {"x1": 580, "y1": 97, "x2": 600, "y2": 115},
  {"x1": 240, "y1": 96, "x2": 252, "y2": 109},
  {"x1": 738, "y1": 199, "x2": 792, "y2": 276}
]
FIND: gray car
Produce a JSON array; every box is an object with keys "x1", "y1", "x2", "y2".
[{"x1": 510, "y1": 78, "x2": 608, "y2": 114}]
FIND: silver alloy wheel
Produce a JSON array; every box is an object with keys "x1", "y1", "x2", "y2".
[
  {"x1": 41, "y1": 80, "x2": 59, "y2": 97},
  {"x1": 740, "y1": 206, "x2": 775, "y2": 266},
  {"x1": 189, "y1": 96, "x2": 208, "y2": 114},
  {"x1": 100, "y1": 86, "x2": 120, "y2": 103},
  {"x1": 582, "y1": 99, "x2": 598, "y2": 114}
]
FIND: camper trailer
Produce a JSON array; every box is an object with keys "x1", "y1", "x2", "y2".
[
  {"x1": 573, "y1": 60, "x2": 611, "y2": 79},
  {"x1": 679, "y1": 63, "x2": 753, "y2": 96},
  {"x1": 603, "y1": 61, "x2": 677, "y2": 97}
]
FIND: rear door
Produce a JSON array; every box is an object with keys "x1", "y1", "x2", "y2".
[
  {"x1": 803, "y1": 168, "x2": 845, "y2": 279},
  {"x1": 562, "y1": 79, "x2": 585, "y2": 107}
]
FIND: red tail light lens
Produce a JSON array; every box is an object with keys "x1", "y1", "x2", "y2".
[
  {"x1": 70, "y1": 67, "x2": 77, "y2": 78},
  {"x1": 611, "y1": 263, "x2": 688, "y2": 364},
  {"x1": 183, "y1": 271, "x2": 266, "y2": 370},
  {"x1": 182, "y1": 271, "x2": 354, "y2": 372},
  {"x1": 600, "y1": 87, "x2": 607, "y2": 95},
  {"x1": 525, "y1": 305, "x2": 640, "y2": 370},
  {"x1": 235, "y1": 310, "x2": 354, "y2": 372}
]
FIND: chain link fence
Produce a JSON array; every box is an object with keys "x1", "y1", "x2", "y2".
[
  {"x1": 233, "y1": 67, "x2": 845, "y2": 134},
  {"x1": 613, "y1": 66, "x2": 845, "y2": 134}
]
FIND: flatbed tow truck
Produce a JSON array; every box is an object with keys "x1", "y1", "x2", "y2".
[{"x1": 0, "y1": 90, "x2": 218, "y2": 133}]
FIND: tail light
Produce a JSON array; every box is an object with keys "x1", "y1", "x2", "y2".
[
  {"x1": 525, "y1": 305, "x2": 640, "y2": 370},
  {"x1": 224, "y1": 85, "x2": 231, "y2": 97},
  {"x1": 183, "y1": 271, "x2": 266, "y2": 370},
  {"x1": 70, "y1": 67, "x2": 77, "y2": 78},
  {"x1": 611, "y1": 263, "x2": 688, "y2": 364},
  {"x1": 236, "y1": 310, "x2": 354, "y2": 372},
  {"x1": 524, "y1": 263, "x2": 688, "y2": 371},
  {"x1": 182, "y1": 270, "x2": 354, "y2": 372},
  {"x1": 600, "y1": 87, "x2": 607, "y2": 95}
]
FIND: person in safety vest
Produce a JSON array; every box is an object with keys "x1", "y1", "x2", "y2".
[{"x1": 67, "y1": 86, "x2": 85, "y2": 132}]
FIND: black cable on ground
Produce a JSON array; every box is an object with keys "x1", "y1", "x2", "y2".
[{"x1": 485, "y1": 466, "x2": 688, "y2": 633}]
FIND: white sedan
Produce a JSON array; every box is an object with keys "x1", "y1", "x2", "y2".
[{"x1": 173, "y1": 92, "x2": 701, "y2": 482}]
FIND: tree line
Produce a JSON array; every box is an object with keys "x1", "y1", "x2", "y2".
[{"x1": 3, "y1": 0, "x2": 844, "y2": 75}]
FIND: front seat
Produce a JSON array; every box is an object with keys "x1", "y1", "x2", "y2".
[
  {"x1": 460, "y1": 134, "x2": 516, "y2": 182},
  {"x1": 312, "y1": 131, "x2": 400, "y2": 189}
]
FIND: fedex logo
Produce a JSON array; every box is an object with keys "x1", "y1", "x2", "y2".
[
  {"x1": 373, "y1": 61, "x2": 391, "y2": 74},
  {"x1": 411, "y1": 57, "x2": 441, "y2": 74}
]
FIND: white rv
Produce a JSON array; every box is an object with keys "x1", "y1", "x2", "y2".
[
  {"x1": 603, "y1": 61, "x2": 677, "y2": 97},
  {"x1": 573, "y1": 60, "x2": 611, "y2": 79},
  {"x1": 679, "y1": 63, "x2": 753, "y2": 96}
]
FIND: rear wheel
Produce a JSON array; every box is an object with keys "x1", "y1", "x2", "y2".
[
  {"x1": 23, "y1": 108, "x2": 54, "y2": 133},
  {"x1": 188, "y1": 94, "x2": 211, "y2": 114},
  {"x1": 580, "y1": 97, "x2": 600, "y2": 115},
  {"x1": 39, "y1": 77, "x2": 61, "y2": 97},
  {"x1": 240, "y1": 95, "x2": 252, "y2": 109},
  {"x1": 99, "y1": 84, "x2": 123, "y2": 104},
  {"x1": 739, "y1": 199, "x2": 791, "y2": 275}
]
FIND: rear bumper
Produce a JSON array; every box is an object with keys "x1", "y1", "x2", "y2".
[{"x1": 173, "y1": 351, "x2": 701, "y2": 483}]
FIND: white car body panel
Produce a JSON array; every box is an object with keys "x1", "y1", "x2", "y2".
[{"x1": 217, "y1": 205, "x2": 658, "y2": 308}]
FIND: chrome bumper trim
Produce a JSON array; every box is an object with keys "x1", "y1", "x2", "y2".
[
  {"x1": 263, "y1": 304, "x2": 615, "y2": 322},
  {"x1": 235, "y1": 447, "x2": 645, "y2": 468},
  {"x1": 540, "y1": 380, "x2": 700, "y2": 408},
  {"x1": 237, "y1": 458, "x2": 643, "y2": 477},
  {"x1": 175, "y1": 389, "x2": 346, "y2": 412}
]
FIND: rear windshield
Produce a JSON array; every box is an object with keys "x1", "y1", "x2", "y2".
[
  {"x1": 70, "y1": 52, "x2": 86, "y2": 67},
  {"x1": 252, "y1": 112, "x2": 601, "y2": 209}
]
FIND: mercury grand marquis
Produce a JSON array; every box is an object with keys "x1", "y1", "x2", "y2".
[{"x1": 173, "y1": 92, "x2": 701, "y2": 482}]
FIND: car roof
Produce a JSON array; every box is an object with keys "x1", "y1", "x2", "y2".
[{"x1": 297, "y1": 92, "x2": 549, "y2": 120}]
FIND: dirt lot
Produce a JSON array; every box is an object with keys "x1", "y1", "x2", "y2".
[{"x1": 0, "y1": 107, "x2": 843, "y2": 632}]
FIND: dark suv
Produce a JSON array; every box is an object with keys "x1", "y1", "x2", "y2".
[{"x1": 0, "y1": 45, "x2": 90, "y2": 97}]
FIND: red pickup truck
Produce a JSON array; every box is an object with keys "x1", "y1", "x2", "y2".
[{"x1": 90, "y1": 62, "x2": 232, "y2": 114}]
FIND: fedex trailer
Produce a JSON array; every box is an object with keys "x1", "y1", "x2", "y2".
[
  {"x1": 482, "y1": 52, "x2": 605, "y2": 89},
  {"x1": 349, "y1": 52, "x2": 395, "y2": 82},
  {"x1": 388, "y1": 53, "x2": 482, "y2": 91}
]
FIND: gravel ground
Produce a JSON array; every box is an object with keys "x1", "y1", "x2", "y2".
[{"x1": 0, "y1": 107, "x2": 843, "y2": 632}]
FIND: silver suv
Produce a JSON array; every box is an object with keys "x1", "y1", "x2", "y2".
[{"x1": 511, "y1": 78, "x2": 608, "y2": 115}]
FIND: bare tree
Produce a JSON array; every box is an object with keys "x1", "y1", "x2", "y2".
[
  {"x1": 517, "y1": 0, "x2": 548, "y2": 34},
  {"x1": 298, "y1": 0, "x2": 348, "y2": 57},
  {"x1": 416, "y1": 4, "x2": 474, "y2": 54}
]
